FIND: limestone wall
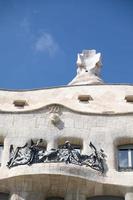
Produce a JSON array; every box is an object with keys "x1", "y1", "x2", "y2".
[{"x1": 0, "y1": 85, "x2": 133, "y2": 199}]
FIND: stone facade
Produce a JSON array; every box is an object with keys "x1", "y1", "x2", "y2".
[{"x1": 0, "y1": 84, "x2": 133, "y2": 199}]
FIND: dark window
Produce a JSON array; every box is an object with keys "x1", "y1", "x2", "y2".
[
  {"x1": 0, "y1": 193, "x2": 9, "y2": 200},
  {"x1": 30, "y1": 139, "x2": 47, "y2": 163},
  {"x1": 118, "y1": 145, "x2": 133, "y2": 171},
  {"x1": 78, "y1": 95, "x2": 93, "y2": 103},
  {"x1": 59, "y1": 144, "x2": 81, "y2": 153}
]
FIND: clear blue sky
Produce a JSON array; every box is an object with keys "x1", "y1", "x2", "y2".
[{"x1": 0, "y1": 0, "x2": 133, "y2": 89}]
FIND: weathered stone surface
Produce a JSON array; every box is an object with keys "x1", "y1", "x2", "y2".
[
  {"x1": 125, "y1": 193, "x2": 133, "y2": 200},
  {"x1": 0, "y1": 85, "x2": 133, "y2": 114},
  {"x1": 0, "y1": 84, "x2": 133, "y2": 199}
]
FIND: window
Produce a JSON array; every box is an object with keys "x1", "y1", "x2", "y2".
[
  {"x1": 30, "y1": 139, "x2": 47, "y2": 150},
  {"x1": 0, "y1": 144, "x2": 4, "y2": 166},
  {"x1": 13, "y1": 100, "x2": 28, "y2": 107},
  {"x1": 30, "y1": 139, "x2": 47, "y2": 163},
  {"x1": 58, "y1": 138, "x2": 83, "y2": 153},
  {"x1": 118, "y1": 145, "x2": 133, "y2": 171},
  {"x1": 125, "y1": 95, "x2": 133, "y2": 103},
  {"x1": 59, "y1": 144, "x2": 82, "y2": 153},
  {"x1": 0, "y1": 193, "x2": 9, "y2": 200}
]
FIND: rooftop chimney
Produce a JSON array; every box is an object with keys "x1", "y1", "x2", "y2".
[{"x1": 68, "y1": 49, "x2": 103, "y2": 85}]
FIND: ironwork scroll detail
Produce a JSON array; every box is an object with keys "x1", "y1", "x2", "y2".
[{"x1": 7, "y1": 140, "x2": 106, "y2": 173}]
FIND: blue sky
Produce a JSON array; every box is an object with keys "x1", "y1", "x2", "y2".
[{"x1": 0, "y1": 0, "x2": 133, "y2": 89}]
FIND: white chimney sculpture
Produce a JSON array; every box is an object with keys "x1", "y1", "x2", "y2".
[{"x1": 69, "y1": 49, "x2": 103, "y2": 85}]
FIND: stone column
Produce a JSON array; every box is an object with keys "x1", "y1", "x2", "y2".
[
  {"x1": 47, "y1": 139, "x2": 58, "y2": 150},
  {"x1": 125, "y1": 193, "x2": 133, "y2": 200},
  {"x1": 82, "y1": 139, "x2": 88, "y2": 154},
  {"x1": 2, "y1": 138, "x2": 10, "y2": 167}
]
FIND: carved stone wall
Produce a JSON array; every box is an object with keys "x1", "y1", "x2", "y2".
[{"x1": 0, "y1": 85, "x2": 133, "y2": 199}]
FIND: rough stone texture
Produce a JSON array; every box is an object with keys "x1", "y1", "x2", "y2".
[{"x1": 0, "y1": 85, "x2": 133, "y2": 199}]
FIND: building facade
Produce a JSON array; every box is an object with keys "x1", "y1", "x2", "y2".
[{"x1": 0, "y1": 50, "x2": 133, "y2": 200}]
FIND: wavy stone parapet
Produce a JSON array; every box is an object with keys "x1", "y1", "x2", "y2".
[{"x1": 0, "y1": 85, "x2": 133, "y2": 114}]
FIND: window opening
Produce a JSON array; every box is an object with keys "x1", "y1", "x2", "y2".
[
  {"x1": 0, "y1": 193, "x2": 9, "y2": 200},
  {"x1": 58, "y1": 144, "x2": 81, "y2": 153},
  {"x1": 13, "y1": 100, "x2": 28, "y2": 107},
  {"x1": 78, "y1": 95, "x2": 93, "y2": 103},
  {"x1": 118, "y1": 145, "x2": 133, "y2": 171},
  {"x1": 125, "y1": 95, "x2": 133, "y2": 103}
]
